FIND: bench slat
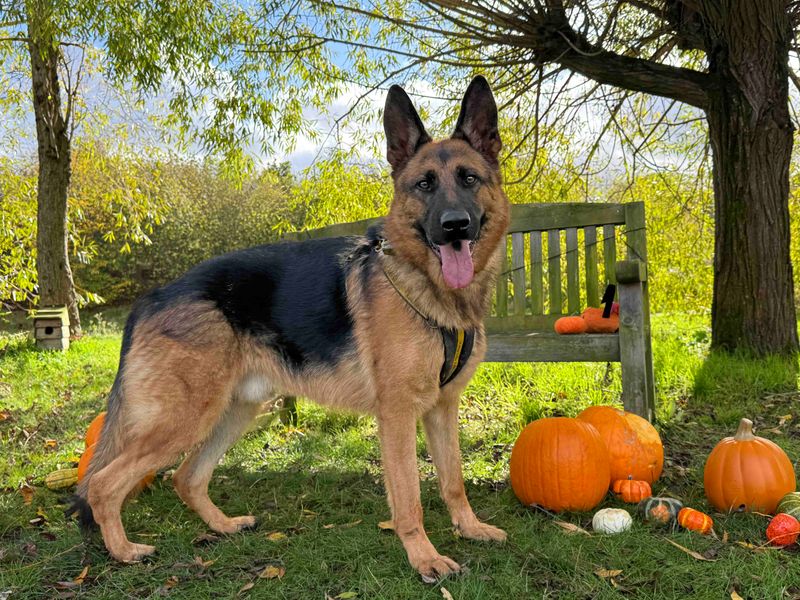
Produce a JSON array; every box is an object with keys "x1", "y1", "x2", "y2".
[
  {"x1": 547, "y1": 230, "x2": 562, "y2": 314},
  {"x1": 486, "y1": 314, "x2": 560, "y2": 334},
  {"x1": 508, "y1": 203, "x2": 626, "y2": 233},
  {"x1": 530, "y1": 231, "x2": 544, "y2": 315},
  {"x1": 603, "y1": 224, "x2": 617, "y2": 289},
  {"x1": 566, "y1": 227, "x2": 580, "y2": 314},
  {"x1": 585, "y1": 226, "x2": 599, "y2": 307},
  {"x1": 485, "y1": 332, "x2": 620, "y2": 362},
  {"x1": 495, "y1": 242, "x2": 508, "y2": 317},
  {"x1": 511, "y1": 232, "x2": 526, "y2": 316}
]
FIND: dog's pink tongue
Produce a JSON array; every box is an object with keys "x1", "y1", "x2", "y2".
[{"x1": 439, "y1": 242, "x2": 474, "y2": 289}]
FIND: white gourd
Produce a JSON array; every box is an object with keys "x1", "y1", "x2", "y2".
[{"x1": 592, "y1": 508, "x2": 632, "y2": 534}]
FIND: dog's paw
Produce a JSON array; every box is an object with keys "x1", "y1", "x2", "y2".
[
  {"x1": 209, "y1": 515, "x2": 257, "y2": 534},
  {"x1": 456, "y1": 520, "x2": 507, "y2": 543},
  {"x1": 112, "y1": 542, "x2": 156, "y2": 563},
  {"x1": 411, "y1": 552, "x2": 461, "y2": 583}
]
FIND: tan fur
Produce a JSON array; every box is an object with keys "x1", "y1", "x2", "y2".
[{"x1": 86, "y1": 134, "x2": 510, "y2": 578}]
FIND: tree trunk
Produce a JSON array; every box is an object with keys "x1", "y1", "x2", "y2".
[
  {"x1": 705, "y1": 4, "x2": 797, "y2": 355},
  {"x1": 27, "y1": 37, "x2": 81, "y2": 336}
]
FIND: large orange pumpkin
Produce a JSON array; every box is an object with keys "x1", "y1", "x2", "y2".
[
  {"x1": 510, "y1": 417, "x2": 611, "y2": 512},
  {"x1": 85, "y1": 412, "x2": 106, "y2": 448},
  {"x1": 703, "y1": 418, "x2": 796, "y2": 514},
  {"x1": 577, "y1": 405, "x2": 663, "y2": 485}
]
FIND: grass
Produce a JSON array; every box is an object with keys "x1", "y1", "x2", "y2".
[{"x1": 1, "y1": 308, "x2": 800, "y2": 598}]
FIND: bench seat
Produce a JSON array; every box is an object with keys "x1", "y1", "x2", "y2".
[{"x1": 485, "y1": 332, "x2": 620, "y2": 363}]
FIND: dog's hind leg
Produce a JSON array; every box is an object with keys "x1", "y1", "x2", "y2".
[{"x1": 173, "y1": 395, "x2": 265, "y2": 534}]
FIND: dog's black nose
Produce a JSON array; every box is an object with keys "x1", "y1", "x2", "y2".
[{"x1": 440, "y1": 209, "x2": 471, "y2": 233}]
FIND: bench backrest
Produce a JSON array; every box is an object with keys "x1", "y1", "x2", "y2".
[{"x1": 285, "y1": 201, "x2": 647, "y2": 335}]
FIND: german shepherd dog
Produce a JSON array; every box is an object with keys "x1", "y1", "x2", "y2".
[{"x1": 72, "y1": 76, "x2": 511, "y2": 580}]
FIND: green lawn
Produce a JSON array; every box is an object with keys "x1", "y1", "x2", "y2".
[{"x1": 1, "y1": 309, "x2": 799, "y2": 599}]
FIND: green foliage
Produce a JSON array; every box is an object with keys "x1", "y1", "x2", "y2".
[{"x1": 0, "y1": 159, "x2": 37, "y2": 308}]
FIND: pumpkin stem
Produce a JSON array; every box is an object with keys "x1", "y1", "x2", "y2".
[{"x1": 733, "y1": 418, "x2": 756, "y2": 441}]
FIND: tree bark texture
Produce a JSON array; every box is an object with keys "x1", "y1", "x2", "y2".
[
  {"x1": 27, "y1": 36, "x2": 81, "y2": 336},
  {"x1": 705, "y1": 1, "x2": 797, "y2": 354}
]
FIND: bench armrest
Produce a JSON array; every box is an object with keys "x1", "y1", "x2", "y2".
[{"x1": 615, "y1": 259, "x2": 647, "y2": 283}]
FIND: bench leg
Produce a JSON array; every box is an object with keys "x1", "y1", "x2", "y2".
[
  {"x1": 278, "y1": 395, "x2": 298, "y2": 426},
  {"x1": 618, "y1": 280, "x2": 656, "y2": 421}
]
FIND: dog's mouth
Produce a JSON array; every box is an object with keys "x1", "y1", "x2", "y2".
[{"x1": 430, "y1": 239, "x2": 476, "y2": 289}]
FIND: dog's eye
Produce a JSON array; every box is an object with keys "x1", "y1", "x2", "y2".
[
  {"x1": 416, "y1": 179, "x2": 431, "y2": 191},
  {"x1": 463, "y1": 174, "x2": 478, "y2": 186}
]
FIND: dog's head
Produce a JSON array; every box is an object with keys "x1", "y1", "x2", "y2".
[{"x1": 383, "y1": 76, "x2": 510, "y2": 290}]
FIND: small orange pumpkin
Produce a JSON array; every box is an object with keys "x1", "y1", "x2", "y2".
[
  {"x1": 85, "y1": 412, "x2": 106, "y2": 448},
  {"x1": 612, "y1": 477, "x2": 652, "y2": 503},
  {"x1": 577, "y1": 405, "x2": 663, "y2": 485},
  {"x1": 677, "y1": 507, "x2": 713, "y2": 534},
  {"x1": 554, "y1": 316, "x2": 588, "y2": 335},
  {"x1": 703, "y1": 418, "x2": 796, "y2": 514},
  {"x1": 766, "y1": 513, "x2": 800, "y2": 546},
  {"x1": 510, "y1": 417, "x2": 611, "y2": 512},
  {"x1": 582, "y1": 307, "x2": 619, "y2": 333}
]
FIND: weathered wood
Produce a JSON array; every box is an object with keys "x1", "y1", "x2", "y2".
[
  {"x1": 615, "y1": 260, "x2": 647, "y2": 283},
  {"x1": 511, "y1": 232, "x2": 526, "y2": 316},
  {"x1": 35, "y1": 326, "x2": 65, "y2": 340},
  {"x1": 485, "y1": 314, "x2": 561, "y2": 334},
  {"x1": 486, "y1": 332, "x2": 620, "y2": 362},
  {"x1": 565, "y1": 227, "x2": 580, "y2": 313},
  {"x1": 585, "y1": 226, "x2": 599, "y2": 307},
  {"x1": 603, "y1": 224, "x2": 617, "y2": 288},
  {"x1": 495, "y1": 243, "x2": 508, "y2": 317},
  {"x1": 618, "y1": 280, "x2": 654, "y2": 420},
  {"x1": 530, "y1": 231, "x2": 544, "y2": 315},
  {"x1": 507, "y1": 203, "x2": 626, "y2": 233},
  {"x1": 547, "y1": 230, "x2": 562, "y2": 315}
]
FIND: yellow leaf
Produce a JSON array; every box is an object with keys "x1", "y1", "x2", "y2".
[
  {"x1": 266, "y1": 532, "x2": 287, "y2": 542},
  {"x1": 378, "y1": 520, "x2": 394, "y2": 531},
  {"x1": 336, "y1": 593, "x2": 357, "y2": 599},
  {"x1": 441, "y1": 588, "x2": 454, "y2": 600},
  {"x1": 665, "y1": 539, "x2": 717, "y2": 561},
  {"x1": 238, "y1": 581, "x2": 255, "y2": 595},
  {"x1": 339, "y1": 519, "x2": 362, "y2": 529},
  {"x1": 594, "y1": 569, "x2": 623, "y2": 578},
  {"x1": 74, "y1": 565, "x2": 89, "y2": 584},
  {"x1": 554, "y1": 519, "x2": 591, "y2": 536},
  {"x1": 259, "y1": 565, "x2": 285, "y2": 579},
  {"x1": 44, "y1": 439, "x2": 57, "y2": 449},
  {"x1": 731, "y1": 591, "x2": 744, "y2": 600}
]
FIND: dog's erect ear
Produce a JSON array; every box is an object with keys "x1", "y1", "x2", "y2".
[
  {"x1": 451, "y1": 76, "x2": 502, "y2": 168},
  {"x1": 384, "y1": 85, "x2": 431, "y2": 175}
]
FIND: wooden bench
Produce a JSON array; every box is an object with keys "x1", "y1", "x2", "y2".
[{"x1": 280, "y1": 201, "x2": 655, "y2": 421}]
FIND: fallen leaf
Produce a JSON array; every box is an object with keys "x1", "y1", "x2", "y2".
[
  {"x1": 553, "y1": 519, "x2": 591, "y2": 536},
  {"x1": 778, "y1": 415, "x2": 793, "y2": 427},
  {"x1": 0, "y1": 409, "x2": 11, "y2": 422},
  {"x1": 74, "y1": 566, "x2": 89, "y2": 585},
  {"x1": 441, "y1": 588, "x2": 454, "y2": 600},
  {"x1": 763, "y1": 428, "x2": 783, "y2": 435},
  {"x1": 336, "y1": 593, "x2": 357, "y2": 599},
  {"x1": 731, "y1": 591, "x2": 743, "y2": 600},
  {"x1": 157, "y1": 575, "x2": 179, "y2": 595},
  {"x1": 20, "y1": 485, "x2": 34, "y2": 505},
  {"x1": 258, "y1": 565, "x2": 285, "y2": 579},
  {"x1": 193, "y1": 556, "x2": 215, "y2": 569},
  {"x1": 339, "y1": 520, "x2": 362, "y2": 529},
  {"x1": 323, "y1": 524, "x2": 336, "y2": 529},
  {"x1": 421, "y1": 573, "x2": 438, "y2": 585},
  {"x1": 266, "y1": 532, "x2": 287, "y2": 542},
  {"x1": 666, "y1": 539, "x2": 717, "y2": 561},
  {"x1": 378, "y1": 520, "x2": 394, "y2": 531},
  {"x1": 594, "y1": 568, "x2": 623, "y2": 578},
  {"x1": 44, "y1": 439, "x2": 57, "y2": 449},
  {"x1": 191, "y1": 533, "x2": 221, "y2": 546},
  {"x1": 722, "y1": 530, "x2": 729, "y2": 543},
  {"x1": 238, "y1": 582, "x2": 255, "y2": 595}
]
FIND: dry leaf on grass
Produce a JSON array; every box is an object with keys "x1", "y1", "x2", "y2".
[
  {"x1": 266, "y1": 532, "x2": 287, "y2": 542},
  {"x1": 54, "y1": 566, "x2": 90, "y2": 590},
  {"x1": 594, "y1": 569, "x2": 623, "y2": 579},
  {"x1": 722, "y1": 531, "x2": 729, "y2": 543},
  {"x1": 666, "y1": 539, "x2": 717, "y2": 561},
  {"x1": 44, "y1": 439, "x2": 57, "y2": 449},
  {"x1": 258, "y1": 565, "x2": 285, "y2": 579},
  {"x1": 339, "y1": 520, "x2": 362, "y2": 529},
  {"x1": 731, "y1": 591, "x2": 744, "y2": 600},
  {"x1": 336, "y1": 593, "x2": 358, "y2": 599},
  {"x1": 554, "y1": 520, "x2": 591, "y2": 536},
  {"x1": 238, "y1": 581, "x2": 255, "y2": 595},
  {"x1": 778, "y1": 414, "x2": 793, "y2": 427},
  {"x1": 378, "y1": 520, "x2": 394, "y2": 531},
  {"x1": 441, "y1": 588, "x2": 455, "y2": 600},
  {"x1": 191, "y1": 533, "x2": 221, "y2": 546},
  {"x1": 20, "y1": 485, "x2": 34, "y2": 505}
]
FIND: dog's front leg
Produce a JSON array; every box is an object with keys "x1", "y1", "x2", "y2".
[
  {"x1": 422, "y1": 391, "x2": 507, "y2": 543},
  {"x1": 377, "y1": 408, "x2": 460, "y2": 580}
]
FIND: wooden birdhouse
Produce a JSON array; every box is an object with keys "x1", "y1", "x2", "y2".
[{"x1": 33, "y1": 306, "x2": 70, "y2": 351}]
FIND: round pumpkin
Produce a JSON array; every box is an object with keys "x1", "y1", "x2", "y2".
[
  {"x1": 510, "y1": 417, "x2": 611, "y2": 512},
  {"x1": 777, "y1": 492, "x2": 800, "y2": 519},
  {"x1": 577, "y1": 405, "x2": 663, "y2": 484},
  {"x1": 554, "y1": 316, "x2": 587, "y2": 335},
  {"x1": 592, "y1": 508, "x2": 632, "y2": 534},
  {"x1": 45, "y1": 467, "x2": 79, "y2": 490},
  {"x1": 766, "y1": 513, "x2": 800, "y2": 547},
  {"x1": 85, "y1": 411, "x2": 106, "y2": 448},
  {"x1": 582, "y1": 308, "x2": 619, "y2": 333},
  {"x1": 612, "y1": 477, "x2": 652, "y2": 503},
  {"x1": 638, "y1": 496, "x2": 683, "y2": 527},
  {"x1": 677, "y1": 507, "x2": 713, "y2": 534},
  {"x1": 703, "y1": 418, "x2": 796, "y2": 514}
]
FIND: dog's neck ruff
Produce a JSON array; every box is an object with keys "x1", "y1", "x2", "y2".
[{"x1": 373, "y1": 235, "x2": 475, "y2": 387}]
